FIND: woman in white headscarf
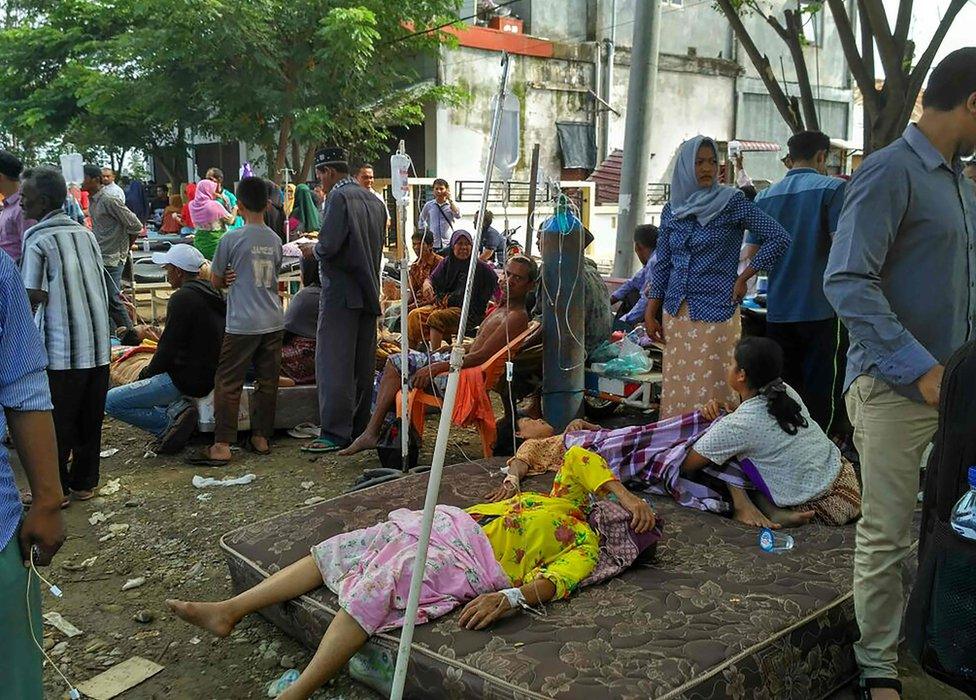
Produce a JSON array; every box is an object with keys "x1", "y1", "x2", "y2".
[{"x1": 645, "y1": 135, "x2": 789, "y2": 418}]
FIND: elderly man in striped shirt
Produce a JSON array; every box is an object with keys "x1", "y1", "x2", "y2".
[{"x1": 20, "y1": 167, "x2": 112, "y2": 503}]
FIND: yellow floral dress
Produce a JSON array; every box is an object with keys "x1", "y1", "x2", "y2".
[{"x1": 466, "y1": 446, "x2": 617, "y2": 599}]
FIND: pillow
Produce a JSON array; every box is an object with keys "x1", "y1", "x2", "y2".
[{"x1": 581, "y1": 498, "x2": 663, "y2": 587}]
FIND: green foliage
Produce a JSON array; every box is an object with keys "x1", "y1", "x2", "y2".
[{"x1": 0, "y1": 0, "x2": 462, "y2": 177}]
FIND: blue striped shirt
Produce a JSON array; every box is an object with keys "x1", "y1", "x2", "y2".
[
  {"x1": 0, "y1": 250, "x2": 54, "y2": 549},
  {"x1": 650, "y1": 194, "x2": 790, "y2": 322}
]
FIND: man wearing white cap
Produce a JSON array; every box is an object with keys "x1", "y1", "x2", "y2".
[{"x1": 105, "y1": 244, "x2": 226, "y2": 453}]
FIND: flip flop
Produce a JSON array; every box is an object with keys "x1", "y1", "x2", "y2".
[
  {"x1": 300, "y1": 437, "x2": 347, "y2": 454},
  {"x1": 184, "y1": 447, "x2": 231, "y2": 467},
  {"x1": 287, "y1": 423, "x2": 320, "y2": 440}
]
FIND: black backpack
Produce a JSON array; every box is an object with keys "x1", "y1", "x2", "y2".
[{"x1": 906, "y1": 340, "x2": 976, "y2": 697}]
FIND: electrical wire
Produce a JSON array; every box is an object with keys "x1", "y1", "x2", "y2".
[{"x1": 27, "y1": 549, "x2": 80, "y2": 699}]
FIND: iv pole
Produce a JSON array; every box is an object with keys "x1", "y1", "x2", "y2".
[
  {"x1": 388, "y1": 51, "x2": 512, "y2": 700},
  {"x1": 391, "y1": 141, "x2": 412, "y2": 470}
]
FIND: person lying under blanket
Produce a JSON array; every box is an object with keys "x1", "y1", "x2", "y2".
[
  {"x1": 167, "y1": 447, "x2": 656, "y2": 700},
  {"x1": 489, "y1": 336, "x2": 860, "y2": 530}
]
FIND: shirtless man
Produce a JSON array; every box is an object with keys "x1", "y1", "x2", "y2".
[{"x1": 339, "y1": 255, "x2": 537, "y2": 456}]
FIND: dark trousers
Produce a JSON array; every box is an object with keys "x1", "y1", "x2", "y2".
[
  {"x1": 213, "y1": 331, "x2": 283, "y2": 444},
  {"x1": 48, "y1": 366, "x2": 110, "y2": 492},
  {"x1": 766, "y1": 318, "x2": 849, "y2": 436},
  {"x1": 316, "y1": 305, "x2": 377, "y2": 444}
]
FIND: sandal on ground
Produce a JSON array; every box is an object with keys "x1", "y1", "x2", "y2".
[
  {"x1": 20, "y1": 490, "x2": 70, "y2": 509},
  {"x1": 243, "y1": 438, "x2": 271, "y2": 456},
  {"x1": 287, "y1": 423, "x2": 320, "y2": 440},
  {"x1": 184, "y1": 447, "x2": 231, "y2": 467},
  {"x1": 69, "y1": 489, "x2": 96, "y2": 501},
  {"x1": 299, "y1": 437, "x2": 347, "y2": 454},
  {"x1": 857, "y1": 677, "x2": 902, "y2": 699}
]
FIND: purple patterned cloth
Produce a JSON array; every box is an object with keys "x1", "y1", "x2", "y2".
[{"x1": 564, "y1": 410, "x2": 749, "y2": 514}]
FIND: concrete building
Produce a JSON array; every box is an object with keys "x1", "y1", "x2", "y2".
[{"x1": 418, "y1": 0, "x2": 856, "y2": 187}]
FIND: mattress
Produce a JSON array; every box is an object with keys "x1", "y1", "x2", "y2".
[
  {"x1": 221, "y1": 460, "x2": 861, "y2": 699},
  {"x1": 196, "y1": 384, "x2": 318, "y2": 432}
]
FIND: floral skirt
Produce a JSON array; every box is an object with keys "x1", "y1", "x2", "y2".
[
  {"x1": 794, "y1": 457, "x2": 861, "y2": 526},
  {"x1": 660, "y1": 303, "x2": 740, "y2": 419},
  {"x1": 311, "y1": 505, "x2": 509, "y2": 635}
]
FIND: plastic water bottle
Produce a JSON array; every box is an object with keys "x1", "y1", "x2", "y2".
[
  {"x1": 758, "y1": 527, "x2": 795, "y2": 553},
  {"x1": 266, "y1": 669, "x2": 300, "y2": 698},
  {"x1": 949, "y1": 466, "x2": 976, "y2": 541}
]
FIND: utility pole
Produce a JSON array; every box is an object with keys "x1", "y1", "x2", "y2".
[{"x1": 612, "y1": 0, "x2": 662, "y2": 278}]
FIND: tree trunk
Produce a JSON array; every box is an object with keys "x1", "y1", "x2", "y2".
[
  {"x1": 151, "y1": 148, "x2": 175, "y2": 185},
  {"x1": 299, "y1": 145, "x2": 317, "y2": 182},
  {"x1": 715, "y1": 0, "x2": 804, "y2": 133},
  {"x1": 273, "y1": 115, "x2": 294, "y2": 185},
  {"x1": 290, "y1": 140, "x2": 301, "y2": 173}
]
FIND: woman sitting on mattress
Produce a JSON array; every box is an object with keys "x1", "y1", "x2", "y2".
[
  {"x1": 489, "y1": 337, "x2": 860, "y2": 530},
  {"x1": 167, "y1": 448, "x2": 655, "y2": 700},
  {"x1": 681, "y1": 336, "x2": 860, "y2": 528}
]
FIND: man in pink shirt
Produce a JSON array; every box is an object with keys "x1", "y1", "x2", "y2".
[{"x1": 0, "y1": 151, "x2": 34, "y2": 262}]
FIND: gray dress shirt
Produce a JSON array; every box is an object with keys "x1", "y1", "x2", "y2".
[
  {"x1": 824, "y1": 124, "x2": 976, "y2": 402},
  {"x1": 90, "y1": 188, "x2": 143, "y2": 267}
]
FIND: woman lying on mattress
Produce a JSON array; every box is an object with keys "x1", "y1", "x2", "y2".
[
  {"x1": 490, "y1": 337, "x2": 860, "y2": 530},
  {"x1": 167, "y1": 448, "x2": 655, "y2": 700}
]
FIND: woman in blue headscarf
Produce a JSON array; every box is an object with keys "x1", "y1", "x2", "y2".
[{"x1": 645, "y1": 135, "x2": 789, "y2": 418}]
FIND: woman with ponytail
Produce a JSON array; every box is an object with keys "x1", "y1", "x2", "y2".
[{"x1": 682, "y1": 337, "x2": 861, "y2": 528}]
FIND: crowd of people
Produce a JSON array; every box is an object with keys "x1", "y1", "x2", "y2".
[{"x1": 0, "y1": 47, "x2": 974, "y2": 700}]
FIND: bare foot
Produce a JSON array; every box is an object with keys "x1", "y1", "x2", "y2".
[
  {"x1": 770, "y1": 509, "x2": 816, "y2": 528},
  {"x1": 868, "y1": 688, "x2": 900, "y2": 700},
  {"x1": 733, "y1": 504, "x2": 780, "y2": 530},
  {"x1": 166, "y1": 599, "x2": 238, "y2": 637},
  {"x1": 337, "y1": 431, "x2": 379, "y2": 456},
  {"x1": 209, "y1": 443, "x2": 233, "y2": 461},
  {"x1": 250, "y1": 436, "x2": 270, "y2": 453}
]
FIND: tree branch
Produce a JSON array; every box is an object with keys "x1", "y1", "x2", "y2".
[
  {"x1": 893, "y1": 0, "x2": 912, "y2": 46},
  {"x1": 825, "y1": 0, "x2": 878, "y2": 113},
  {"x1": 715, "y1": 0, "x2": 803, "y2": 132},
  {"x1": 783, "y1": 9, "x2": 819, "y2": 131},
  {"x1": 860, "y1": 0, "x2": 905, "y2": 94}
]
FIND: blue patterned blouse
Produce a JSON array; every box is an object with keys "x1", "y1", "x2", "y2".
[{"x1": 649, "y1": 193, "x2": 789, "y2": 322}]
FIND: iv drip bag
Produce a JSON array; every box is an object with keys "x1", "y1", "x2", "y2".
[{"x1": 492, "y1": 92, "x2": 521, "y2": 181}]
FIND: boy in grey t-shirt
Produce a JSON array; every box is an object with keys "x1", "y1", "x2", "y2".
[{"x1": 192, "y1": 177, "x2": 284, "y2": 465}]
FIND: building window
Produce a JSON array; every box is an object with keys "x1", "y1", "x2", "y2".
[{"x1": 800, "y1": 1, "x2": 824, "y2": 47}]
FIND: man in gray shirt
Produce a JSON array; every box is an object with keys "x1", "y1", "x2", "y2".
[
  {"x1": 83, "y1": 164, "x2": 140, "y2": 333},
  {"x1": 823, "y1": 48, "x2": 976, "y2": 697}
]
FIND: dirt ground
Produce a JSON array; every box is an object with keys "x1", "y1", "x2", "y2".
[
  {"x1": 13, "y1": 417, "x2": 483, "y2": 700},
  {"x1": 13, "y1": 417, "x2": 967, "y2": 700}
]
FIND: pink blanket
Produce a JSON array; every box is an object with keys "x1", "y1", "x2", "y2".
[{"x1": 311, "y1": 505, "x2": 510, "y2": 634}]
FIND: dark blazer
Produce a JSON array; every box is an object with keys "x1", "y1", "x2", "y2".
[{"x1": 315, "y1": 182, "x2": 386, "y2": 316}]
